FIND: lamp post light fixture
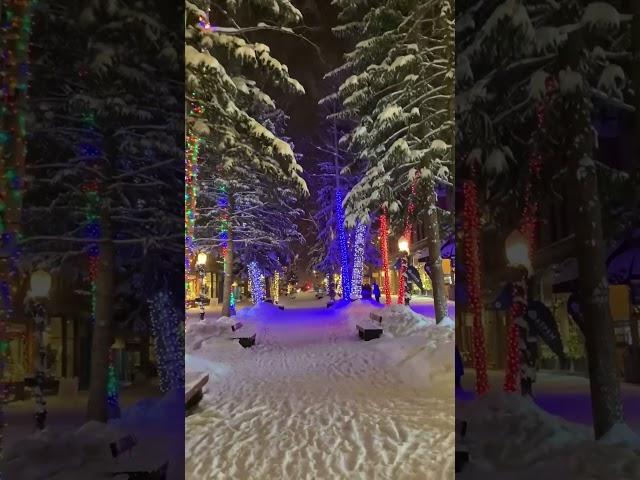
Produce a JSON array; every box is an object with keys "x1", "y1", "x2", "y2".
[
  {"x1": 505, "y1": 230, "x2": 532, "y2": 273},
  {"x1": 504, "y1": 230, "x2": 536, "y2": 396},
  {"x1": 398, "y1": 236, "x2": 409, "y2": 254},
  {"x1": 397, "y1": 236, "x2": 410, "y2": 305},
  {"x1": 196, "y1": 252, "x2": 207, "y2": 320},
  {"x1": 30, "y1": 270, "x2": 51, "y2": 430}
]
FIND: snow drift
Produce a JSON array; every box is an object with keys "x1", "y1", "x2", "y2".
[{"x1": 458, "y1": 392, "x2": 640, "y2": 479}]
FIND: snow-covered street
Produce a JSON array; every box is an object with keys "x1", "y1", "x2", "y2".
[{"x1": 185, "y1": 293, "x2": 455, "y2": 479}]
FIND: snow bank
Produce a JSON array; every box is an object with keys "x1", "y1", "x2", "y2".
[
  {"x1": 1, "y1": 421, "x2": 122, "y2": 479},
  {"x1": 185, "y1": 315, "x2": 236, "y2": 352},
  {"x1": 599, "y1": 422, "x2": 640, "y2": 449},
  {"x1": 235, "y1": 301, "x2": 282, "y2": 321},
  {"x1": 458, "y1": 392, "x2": 640, "y2": 478},
  {"x1": 1, "y1": 390, "x2": 185, "y2": 480},
  {"x1": 379, "y1": 304, "x2": 436, "y2": 337},
  {"x1": 374, "y1": 324, "x2": 454, "y2": 390},
  {"x1": 114, "y1": 387, "x2": 183, "y2": 432}
]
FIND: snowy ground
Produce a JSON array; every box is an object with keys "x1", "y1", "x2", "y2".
[
  {"x1": 1, "y1": 387, "x2": 184, "y2": 480},
  {"x1": 185, "y1": 293, "x2": 455, "y2": 480},
  {"x1": 457, "y1": 372, "x2": 640, "y2": 478},
  {"x1": 1, "y1": 382, "x2": 182, "y2": 479}
]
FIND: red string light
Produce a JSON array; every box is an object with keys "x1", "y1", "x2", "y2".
[
  {"x1": 503, "y1": 298, "x2": 525, "y2": 392},
  {"x1": 398, "y1": 175, "x2": 418, "y2": 304},
  {"x1": 379, "y1": 209, "x2": 392, "y2": 305},
  {"x1": 504, "y1": 75, "x2": 556, "y2": 391},
  {"x1": 463, "y1": 164, "x2": 490, "y2": 395}
]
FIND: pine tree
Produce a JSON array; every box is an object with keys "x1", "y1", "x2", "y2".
[
  {"x1": 457, "y1": 0, "x2": 632, "y2": 438},
  {"x1": 328, "y1": 0, "x2": 454, "y2": 320},
  {"x1": 186, "y1": 0, "x2": 308, "y2": 316},
  {"x1": 25, "y1": 0, "x2": 183, "y2": 422}
]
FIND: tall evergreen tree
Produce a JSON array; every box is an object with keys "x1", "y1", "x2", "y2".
[
  {"x1": 457, "y1": 0, "x2": 633, "y2": 437},
  {"x1": 327, "y1": 0, "x2": 454, "y2": 320},
  {"x1": 25, "y1": 0, "x2": 182, "y2": 421},
  {"x1": 186, "y1": 0, "x2": 308, "y2": 315}
]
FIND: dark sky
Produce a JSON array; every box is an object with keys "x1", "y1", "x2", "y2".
[
  {"x1": 254, "y1": 1, "x2": 349, "y2": 278},
  {"x1": 260, "y1": 0, "x2": 346, "y2": 162}
]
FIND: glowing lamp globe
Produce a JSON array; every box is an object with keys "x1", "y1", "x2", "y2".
[
  {"x1": 30, "y1": 270, "x2": 52, "y2": 298},
  {"x1": 196, "y1": 252, "x2": 207, "y2": 266},
  {"x1": 505, "y1": 230, "x2": 531, "y2": 272},
  {"x1": 398, "y1": 237, "x2": 409, "y2": 253}
]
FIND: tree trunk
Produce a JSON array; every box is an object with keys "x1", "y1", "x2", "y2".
[
  {"x1": 86, "y1": 204, "x2": 115, "y2": 422},
  {"x1": 563, "y1": 31, "x2": 623, "y2": 439},
  {"x1": 425, "y1": 187, "x2": 447, "y2": 323},
  {"x1": 221, "y1": 225, "x2": 234, "y2": 317}
]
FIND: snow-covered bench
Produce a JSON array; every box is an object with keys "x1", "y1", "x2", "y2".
[
  {"x1": 369, "y1": 312, "x2": 383, "y2": 324},
  {"x1": 110, "y1": 434, "x2": 137, "y2": 458},
  {"x1": 185, "y1": 371, "x2": 209, "y2": 413},
  {"x1": 455, "y1": 420, "x2": 469, "y2": 473},
  {"x1": 356, "y1": 320, "x2": 383, "y2": 341},
  {"x1": 231, "y1": 321, "x2": 244, "y2": 332},
  {"x1": 231, "y1": 324, "x2": 257, "y2": 348},
  {"x1": 109, "y1": 433, "x2": 169, "y2": 478}
]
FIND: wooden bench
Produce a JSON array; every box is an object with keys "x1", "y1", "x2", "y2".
[
  {"x1": 231, "y1": 325, "x2": 257, "y2": 348},
  {"x1": 356, "y1": 320, "x2": 383, "y2": 341},
  {"x1": 185, "y1": 372, "x2": 209, "y2": 413},
  {"x1": 369, "y1": 312, "x2": 383, "y2": 324},
  {"x1": 455, "y1": 420, "x2": 469, "y2": 473}
]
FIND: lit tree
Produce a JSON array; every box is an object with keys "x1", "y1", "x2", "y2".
[
  {"x1": 328, "y1": 0, "x2": 454, "y2": 320},
  {"x1": 24, "y1": 0, "x2": 182, "y2": 421},
  {"x1": 186, "y1": 0, "x2": 308, "y2": 316},
  {"x1": 457, "y1": 0, "x2": 632, "y2": 437}
]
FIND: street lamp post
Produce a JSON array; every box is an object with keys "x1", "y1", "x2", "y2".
[
  {"x1": 196, "y1": 252, "x2": 207, "y2": 321},
  {"x1": 398, "y1": 237, "x2": 410, "y2": 305},
  {"x1": 505, "y1": 230, "x2": 537, "y2": 396},
  {"x1": 30, "y1": 270, "x2": 51, "y2": 430}
]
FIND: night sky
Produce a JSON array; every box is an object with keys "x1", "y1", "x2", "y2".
[
  {"x1": 266, "y1": 0, "x2": 346, "y2": 158},
  {"x1": 253, "y1": 1, "x2": 349, "y2": 278}
]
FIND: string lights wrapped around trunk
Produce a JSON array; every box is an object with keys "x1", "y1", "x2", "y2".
[
  {"x1": 335, "y1": 190, "x2": 351, "y2": 300},
  {"x1": 248, "y1": 261, "x2": 264, "y2": 304},
  {"x1": 0, "y1": 0, "x2": 34, "y2": 452},
  {"x1": 379, "y1": 209, "x2": 392, "y2": 304},
  {"x1": 78, "y1": 109, "x2": 119, "y2": 416},
  {"x1": 350, "y1": 223, "x2": 366, "y2": 299},
  {"x1": 398, "y1": 176, "x2": 418, "y2": 304},
  {"x1": 272, "y1": 271, "x2": 280, "y2": 303},
  {"x1": 504, "y1": 75, "x2": 556, "y2": 393},
  {"x1": 148, "y1": 291, "x2": 184, "y2": 393},
  {"x1": 185, "y1": 105, "x2": 202, "y2": 305},
  {"x1": 463, "y1": 165, "x2": 490, "y2": 395}
]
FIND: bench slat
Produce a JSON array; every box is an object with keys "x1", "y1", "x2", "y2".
[{"x1": 185, "y1": 372, "x2": 209, "y2": 405}]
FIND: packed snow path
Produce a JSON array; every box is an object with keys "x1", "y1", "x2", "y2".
[{"x1": 186, "y1": 294, "x2": 455, "y2": 479}]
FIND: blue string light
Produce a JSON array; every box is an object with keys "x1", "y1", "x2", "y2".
[
  {"x1": 148, "y1": 291, "x2": 184, "y2": 393},
  {"x1": 350, "y1": 223, "x2": 367, "y2": 299},
  {"x1": 248, "y1": 261, "x2": 264, "y2": 304},
  {"x1": 335, "y1": 190, "x2": 351, "y2": 300}
]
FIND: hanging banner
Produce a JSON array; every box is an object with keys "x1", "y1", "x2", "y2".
[{"x1": 525, "y1": 300, "x2": 565, "y2": 360}]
